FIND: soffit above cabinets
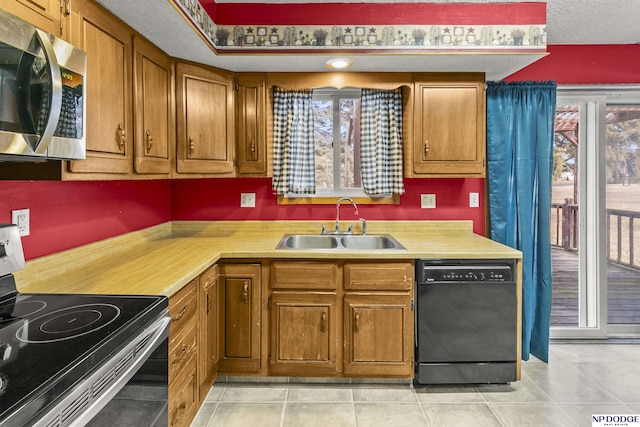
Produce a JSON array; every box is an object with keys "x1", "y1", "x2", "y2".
[{"x1": 93, "y1": 0, "x2": 637, "y2": 80}]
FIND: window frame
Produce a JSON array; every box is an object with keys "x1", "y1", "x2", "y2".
[
  {"x1": 551, "y1": 84, "x2": 640, "y2": 340},
  {"x1": 266, "y1": 72, "x2": 412, "y2": 205},
  {"x1": 282, "y1": 86, "x2": 394, "y2": 202}
]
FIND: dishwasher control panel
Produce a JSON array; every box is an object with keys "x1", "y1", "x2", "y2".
[{"x1": 416, "y1": 259, "x2": 515, "y2": 284}]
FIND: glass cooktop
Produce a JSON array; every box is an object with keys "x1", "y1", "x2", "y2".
[{"x1": 0, "y1": 291, "x2": 167, "y2": 427}]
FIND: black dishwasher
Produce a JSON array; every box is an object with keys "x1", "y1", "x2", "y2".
[{"x1": 414, "y1": 259, "x2": 517, "y2": 385}]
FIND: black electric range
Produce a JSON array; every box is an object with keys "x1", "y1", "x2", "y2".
[{"x1": 0, "y1": 225, "x2": 169, "y2": 427}]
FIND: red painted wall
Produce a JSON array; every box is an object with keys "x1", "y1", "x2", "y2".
[
  {"x1": 0, "y1": 180, "x2": 171, "y2": 260},
  {"x1": 208, "y1": 1, "x2": 546, "y2": 26},
  {"x1": 3, "y1": 43, "x2": 639, "y2": 261},
  {"x1": 171, "y1": 177, "x2": 486, "y2": 234},
  {"x1": 506, "y1": 44, "x2": 640, "y2": 84}
]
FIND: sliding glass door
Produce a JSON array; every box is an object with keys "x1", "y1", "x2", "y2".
[
  {"x1": 551, "y1": 87, "x2": 640, "y2": 339},
  {"x1": 605, "y1": 101, "x2": 640, "y2": 335}
]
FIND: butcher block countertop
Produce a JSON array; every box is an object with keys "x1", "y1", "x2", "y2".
[{"x1": 14, "y1": 220, "x2": 521, "y2": 298}]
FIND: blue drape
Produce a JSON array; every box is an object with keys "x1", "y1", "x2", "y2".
[{"x1": 486, "y1": 81, "x2": 556, "y2": 362}]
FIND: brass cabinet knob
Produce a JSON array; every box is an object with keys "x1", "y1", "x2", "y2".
[
  {"x1": 145, "y1": 129, "x2": 153, "y2": 152},
  {"x1": 117, "y1": 123, "x2": 126, "y2": 150},
  {"x1": 242, "y1": 281, "x2": 249, "y2": 303},
  {"x1": 171, "y1": 306, "x2": 187, "y2": 321},
  {"x1": 321, "y1": 311, "x2": 327, "y2": 332}
]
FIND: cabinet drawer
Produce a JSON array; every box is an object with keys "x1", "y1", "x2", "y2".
[
  {"x1": 169, "y1": 279, "x2": 197, "y2": 334},
  {"x1": 344, "y1": 262, "x2": 414, "y2": 291},
  {"x1": 168, "y1": 356, "x2": 198, "y2": 427},
  {"x1": 200, "y1": 264, "x2": 219, "y2": 289},
  {"x1": 271, "y1": 262, "x2": 338, "y2": 290},
  {"x1": 169, "y1": 319, "x2": 197, "y2": 384}
]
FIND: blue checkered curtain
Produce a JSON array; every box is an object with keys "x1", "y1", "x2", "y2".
[
  {"x1": 360, "y1": 88, "x2": 405, "y2": 195},
  {"x1": 272, "y1": 88, "x2": 316, "y2": 195}
]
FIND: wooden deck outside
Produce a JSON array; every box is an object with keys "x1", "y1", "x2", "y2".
[{"x1": 551, "y1": 247, "x2": 640, "y2": 325}]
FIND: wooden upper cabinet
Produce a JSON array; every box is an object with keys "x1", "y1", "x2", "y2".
[
  {"x1": 133, "y1": 36, "x2": 172, "y2": 174},
  {"x1": 412, "y1": 73, "x2": 486, "y2": 177},
  {"x1": 68, "y1": 0, "x2": 133, "y2": 174},
  {"x1": 235, "y1": 73, "x2": 267, "y2": 176},
  {"x1": 4, "y1": 0, "x2": 69, "y2": 38},
  {"x1": 176, "y1": 62, "x2": 235, "y2": 174}
]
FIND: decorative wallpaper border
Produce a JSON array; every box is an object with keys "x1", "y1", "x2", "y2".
[{"x1": 174, "y1": 0, "x2": 546, "y2": 53}]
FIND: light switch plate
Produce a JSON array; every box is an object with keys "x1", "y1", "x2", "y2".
[
  {"x1": 241, "y1": 193, "x2": 256, "y2": 208},
  {"x1": 469, "y1": 192, "x2": 480, "y2": 208},
  {"x1": 421, "y1": 194, "x2": 436, "y2": 209}
]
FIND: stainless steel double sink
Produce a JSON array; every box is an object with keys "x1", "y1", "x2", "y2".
[{"x1": 276, "y1": 234, "x2": 406, "y2": 250}]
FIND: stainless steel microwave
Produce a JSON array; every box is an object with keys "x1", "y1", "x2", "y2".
[{"x1": 0, "y1": 9, "x2": 86, "y2": 160}]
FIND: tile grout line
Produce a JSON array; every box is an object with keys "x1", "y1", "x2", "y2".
[{"x1": 279, "y1": 388, "x2": 289, "y2": 427}]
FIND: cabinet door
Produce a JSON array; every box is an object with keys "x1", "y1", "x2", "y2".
[
  {"x1": 68, "y1": 0, "x2": 132, "y2": 173},
  {"x1": 219, "y1": 263, "x2": 261, "y2": 373},
  {"x1": 133, "y1": 36, "x2": 172, "y2": 174},
  {"x1": 168, "y1": 356, "x2": 198, "y2": 427},
  {"x1": 413, "y1": 74, "x2": 485, "y2": 176},
  {"x1": 198, "y1": 264, "x2": 219, "y2": 402},
  {"x1": 343, "y1": 294, "x2": 413, "y2": 377},
  {"x1": 236, "y1": 73, "x2": 266, "y2": 175},
  {"x1": 4, "y1": 0, "x2": 68, "y2": 38},
  {"x1": 269, "y1": 292, "x2": 338, "y2": 376},
  {"x1": 176, "y1": 63, "x2": 234, "y2": 174}
]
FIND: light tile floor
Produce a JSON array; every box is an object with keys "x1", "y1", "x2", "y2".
[{"x1": 191, "y1": 343, "x2": 640, "y2": 427}]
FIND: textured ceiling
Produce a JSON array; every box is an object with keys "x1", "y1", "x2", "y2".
[{"x1": 95, "y1": 0, "x2": 640, "y2": 80}]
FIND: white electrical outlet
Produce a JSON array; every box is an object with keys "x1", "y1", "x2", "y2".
[
  {"x1": 12, "y1": 209, "x2": 30, "y2": 236},
  {"x1": 469, "y1": 192, "x2": 480, "y2": 208},
  {"x1": 240, "y1": 193, "x2": 256, "y2": 208},
  {"x1": 421, "y1": 194, "x2": 436, "y2": 209}
]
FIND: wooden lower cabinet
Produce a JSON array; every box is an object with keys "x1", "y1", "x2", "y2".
[
  {"x1": 168, "y1": 356, "x2": 198, "y2": 427},
  {"x1": 267, "y1": 260, "x2": 414, "y2": 378},
  {"x1": 219, "y1": 263, "x2": 261, "y2": 374},
  {"x1": 343, "y1": 261, "x2": 414, "y2": 377},
  {"x1": 168, "y1": 279, "x2": 198, "y2": 427},
  {"x1": 343, "y1": 294, "x2": 413, "y2": 377},
  {"x1": 198, "y1": 264, "x2": 219, "y2": 402},
  {"x1": 269, "y1": 292, "x2": 338, "y2": 376},
  {"x1": 168, "y1": 321, "x2": 197, "y2": 384}
]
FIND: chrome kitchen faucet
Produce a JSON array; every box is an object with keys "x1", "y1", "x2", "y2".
[{"x1": 321, "y1": 197, "x2": 361, "y2": 235}]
